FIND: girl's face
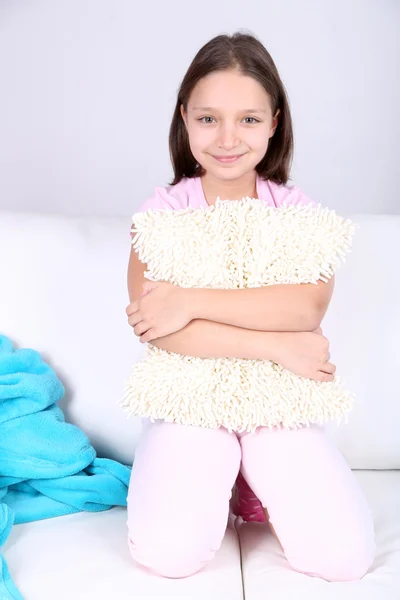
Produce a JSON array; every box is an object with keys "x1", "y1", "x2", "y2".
[{"x1": 181, "y1": 69, "x2": 279, "y2": 182}]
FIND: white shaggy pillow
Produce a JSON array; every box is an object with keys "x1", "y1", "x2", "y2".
[{"x1": 121, "y1": 198, "x2": 357, "y2": 433}]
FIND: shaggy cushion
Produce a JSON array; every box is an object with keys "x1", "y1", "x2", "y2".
[{"x1": 121, "y1": 198, "x2": 357, "y2": 433}]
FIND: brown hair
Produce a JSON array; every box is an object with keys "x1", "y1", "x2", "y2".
[{"x1": 169, "y1": 31, "x2": 294, "y2": 186}]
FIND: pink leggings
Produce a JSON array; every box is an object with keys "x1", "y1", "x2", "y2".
[{"x1": 127, "y1": 421, "x2": 376, "y2": 581}]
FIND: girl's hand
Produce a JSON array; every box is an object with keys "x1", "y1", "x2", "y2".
[
  {"x1": 271, "y1": 327, "x2": 337, "y2": 382},
  {"x1": 126, "y1": 281, "x2": 193, "y2": 343}
]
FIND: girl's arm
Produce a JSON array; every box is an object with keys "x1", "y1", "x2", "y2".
[
  {"x1": 149, "y1": 282, "x2": 333, "y2": 358},
  {"x1": 183, "y1": 279, "x2": 335, "y2": 332},
  {"x1": 150, "y1": 318, "x2": 280, "y2": 361}
]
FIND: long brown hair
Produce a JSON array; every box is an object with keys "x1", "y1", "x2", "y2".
[{"x1": 169, "y1": 31, "x2": 294, "y2": 186}]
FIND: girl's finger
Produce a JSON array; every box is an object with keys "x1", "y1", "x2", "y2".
[
  {"x1": 321, "y1": 362, "x2": 336, "y2": 374},
  {"x1": 128, "y1": 314, "x2": 142, "y2": 327}
]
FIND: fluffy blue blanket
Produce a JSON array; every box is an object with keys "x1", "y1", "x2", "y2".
[{"x1": 0, "y1": 335, "x2": 131, "y2": 599}]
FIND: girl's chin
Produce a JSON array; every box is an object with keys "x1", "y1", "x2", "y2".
[{"x1": 203, "y1": 161, "x2": 255, "y2": 179}]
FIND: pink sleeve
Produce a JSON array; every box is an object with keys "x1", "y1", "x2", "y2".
[
  {"x1": 135, "y1": 186, "x2": 179, "y2": 213},
  {"x1": 287, "y1": 186, "x2": 318, "y2": 207},
  {"x1": 273, "y1": 183, "x2": 318, "y2": 208},
  {"x1": 130, "y1": 186, "x2": 177, "y2": 238}
]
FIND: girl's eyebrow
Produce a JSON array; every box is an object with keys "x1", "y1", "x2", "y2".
[{"x1": 191, "y1": 106, "x2": 267, "y2": 114}]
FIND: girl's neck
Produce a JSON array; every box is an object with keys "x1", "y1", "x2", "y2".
[{"x1": 200, "y1": 171, "x2": 258, "y2": 205}]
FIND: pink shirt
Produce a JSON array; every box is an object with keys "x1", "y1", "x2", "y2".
[{"x1": 134, "y1": 174, "x2": 317, "y2": 216}]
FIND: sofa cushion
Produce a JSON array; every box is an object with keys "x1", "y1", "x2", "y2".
[
  {"x1": 238, "y1": 470, "x2": 400, "y2": 599},
  {"x1": 323, "y1": 215, "x2": 400, "y2": 468},
  {"x1": 3, "y1": 507, "x2": 243, "y2": 599},
  {"x1": 0, "y1": 211, "x2": 144, "y2": 467}
]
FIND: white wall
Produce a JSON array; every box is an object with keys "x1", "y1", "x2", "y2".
[{"x1": 0, "y1": 0, "x2": 398, "y2": 217}]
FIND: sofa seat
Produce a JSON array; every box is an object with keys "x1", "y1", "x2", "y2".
[
  {"x1": 4, "y1": 508, "x2": 243, "y2": 599},
  {"x1": 4, "y1": 471, "x2": 399, "y2": 599},
  {"x1": 238, "y1": 470, "x2": 400, "y2": 599}
]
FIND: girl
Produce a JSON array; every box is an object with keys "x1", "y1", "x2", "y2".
[{"x1": 125, "y1": 32, "x2": 376, "y2": 582}]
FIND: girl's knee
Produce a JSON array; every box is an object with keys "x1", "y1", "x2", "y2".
[
  {"x1": 127, "y1": 526, "x2": 220, "y2": 578},
  {"x1": 287, "y1": 536, "x2": 376, "y2": 582}
]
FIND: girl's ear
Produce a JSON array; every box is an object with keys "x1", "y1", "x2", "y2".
[{"x1": 269, "y1": 108, "x2": 280, "y2": 138}]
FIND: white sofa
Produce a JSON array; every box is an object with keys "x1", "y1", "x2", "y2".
[{"x1": 0, "y1": 209, "x2": 399, "y2": 599}]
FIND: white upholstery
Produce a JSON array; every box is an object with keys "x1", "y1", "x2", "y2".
[
  {"x1": 0, "y1": 209, "x2": 399, "y2": 598},
  {"x1": 3, "y1": 474, "x2": 398, "y2": 600},
  {"x1": 4, "y1": 512, "x2": 242, "y2": 600},
  {"x1": 238, "y1": 471, "x2": 400, "y2": 599}
]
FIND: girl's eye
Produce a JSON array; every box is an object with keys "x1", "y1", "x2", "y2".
[
  {"x1": 199, "y1": 116, "x2": 216, "y2": 124},
  {"x1": 243, "y1": 117, "x2": 260, "y2": 124}
]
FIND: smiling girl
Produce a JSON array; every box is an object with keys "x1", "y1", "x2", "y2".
[{"x1": 125, "y1": 32, "x2": 375, "y2": 582}]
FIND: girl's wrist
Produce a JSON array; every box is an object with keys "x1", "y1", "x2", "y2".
[
  {"x1": 259, "y1": 331, "x2": 286, "y2": 362},
  {"x1": 182, "y1": 287, "x2": 203, "y2": 322}
]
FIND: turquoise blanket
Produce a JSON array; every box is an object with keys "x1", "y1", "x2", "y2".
[{"x1": 0, "y1": 335, "x2": 131, "y2": 599}]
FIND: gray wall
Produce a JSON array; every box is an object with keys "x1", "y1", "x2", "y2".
[{"x1": 0, "y1": 0, "x2": 398, "y2": 217}]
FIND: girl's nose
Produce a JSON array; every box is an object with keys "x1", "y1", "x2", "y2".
[{"x1": 217, "y1": 124, "x2": 240, "y2": 150}]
